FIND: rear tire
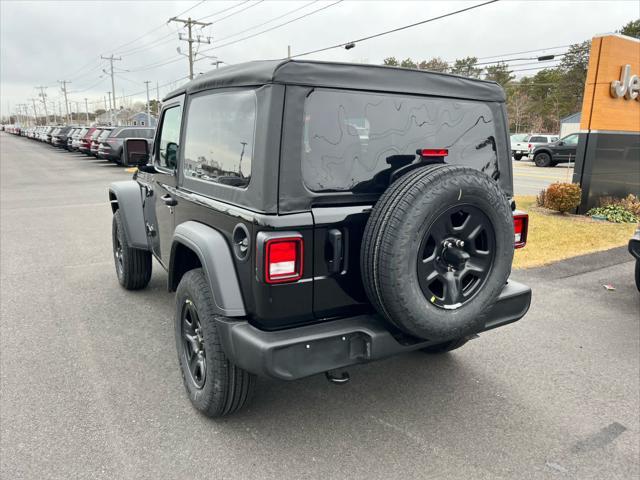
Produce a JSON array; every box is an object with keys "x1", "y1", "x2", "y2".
[
  {"x1": 635, "y1": 260, "x2": 639, "y2": 292},
  {"x1": 175, "y1": 269, "x2": 255, "y2": 417},
  {"x1": 534, "y1": 152, "x2": 551, "y2": 167},
  {"x1": 514, "y1": 153, "x2": 523, "y2": 161},
  {"x1": 112, "y1": 210, "x2": 152, "y2": 290}
]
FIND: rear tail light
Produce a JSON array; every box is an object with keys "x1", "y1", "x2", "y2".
[
  {"x1": 528, "y1": 143, "x2": 532, "y2": 149},
  {"x1": 419, "y1": 148, "x2": 449, "y2": 157},
  {"x1": 261, "y1": 234, "x2": 303, "y2": 284},
  {"x1": 513, "y1": 212, "x2": 528, "y2": 249}
]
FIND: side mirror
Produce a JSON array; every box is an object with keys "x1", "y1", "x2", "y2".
[
  {"x1": 123, "y1": 138, "x2": 150, "y2": 167},
  {"x1": 558, "y1": 141, "x2": 564, "y2": 146}
]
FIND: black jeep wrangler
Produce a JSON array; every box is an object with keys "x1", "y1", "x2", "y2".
[{"x1": 109, "y1": 60, "x2": 532, "y2": 417}]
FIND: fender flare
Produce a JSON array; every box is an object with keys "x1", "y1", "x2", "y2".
[
  {"x1": 108, "y1": 181, "x2": 149, "y2": 250},
  {"x1": 533, "y1": 148, "x2": 553, "y2": 158},
  {"x1": 171, "y1": 221, "x2": 246, "y2": 317}
]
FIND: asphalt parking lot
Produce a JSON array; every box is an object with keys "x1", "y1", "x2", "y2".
[
  {"x1": 1, "y1": 132, "x2": 638, "y2": 480},
  {"x1": 512, "y1": 158, "x2": 575, "y2": 196}
]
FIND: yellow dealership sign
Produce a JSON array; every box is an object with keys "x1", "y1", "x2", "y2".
[{"x1": 580, "y1": 34, "x2": 640, "y2": 133}]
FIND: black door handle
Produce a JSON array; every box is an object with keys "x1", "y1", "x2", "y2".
[
  {"x1": 328, "y1": 229, "x2": 343, "y2": 274},
  {"x1": 161, "y1": 194, "x2": 177, "y2": 207}
]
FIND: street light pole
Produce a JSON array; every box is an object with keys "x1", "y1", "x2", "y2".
[{"x1": 144, "y1": 80, "x2": 151, "y2": 126}]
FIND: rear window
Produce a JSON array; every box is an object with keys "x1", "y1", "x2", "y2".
[
  {"x1": 529, "y1": 136, "x2": 547, "y2": 142},
  {"x1": 77, "y1": 128, "x2": 88, "y2": 137},
  {"x1": 302, "y1": 89, "x2": 499, "y2": 193}
]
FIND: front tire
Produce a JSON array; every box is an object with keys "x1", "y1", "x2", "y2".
[
  {"x1": 534, "y1": 152, "x2": 551, "y2": 167},
  {"x1": 175, "y1": 269, "x2": 255, "y2": 418},
  {"x1": 112, "y1": 210, "x2": 152, "y2": 290},
  {"x1": 635, "y1": 260, "x2": 639, "y2": 292}
]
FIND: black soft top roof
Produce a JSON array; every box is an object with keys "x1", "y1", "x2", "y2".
[{"x1": 164, "y1": 59, "x2": 505, "y2": 103}]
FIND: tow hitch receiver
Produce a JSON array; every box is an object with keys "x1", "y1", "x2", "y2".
[{"x1": 325, "y1": 369, "x2": 350, "y2": 384}]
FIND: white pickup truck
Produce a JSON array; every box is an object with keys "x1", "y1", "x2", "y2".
[
  {"x1": 511, "y1": 133, "x2": 559, "y2": 160},
  {"x1": 510, "y1": 134, "x2": 530, "y2": 160}
]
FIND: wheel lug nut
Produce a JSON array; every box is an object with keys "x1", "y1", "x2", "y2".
[{"x1": 456, "y1": 240, "x2": 465, "y2": 247}]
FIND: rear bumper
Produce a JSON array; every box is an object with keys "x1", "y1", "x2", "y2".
[{"x1": 216, "y1": 279, "x2": 531, "y2": 380}]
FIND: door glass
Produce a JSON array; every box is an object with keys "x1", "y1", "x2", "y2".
[
  {"x1": 563, "y1": 134, "x2": 578, "y2": 146},
  {"x1": 157, "y1": 106, "x2": 182, "y2": 170}
]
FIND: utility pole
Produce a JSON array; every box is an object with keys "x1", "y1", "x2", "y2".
[
  {"x1": 30, "y1": 98, "x2": 38, "y2": 125},
  {"x1": 36, "y1": 86, "x2": 49, "y2": 124},
  {"x1": 168, "y1": 16, "x2": 212, "y2": 80},
  {"x1": 107, "y1": 91, "x2": 112, "y2": 125},
  {"x1": 144, "y1": 80, "x2": 151, "y2": 126},
  {"x1": 156, "y1": 81, "x2": 160, "y2": 115},
  {"x1": 101, "y1": 54, "x2": 122, "y2": 110},
  {"x1": 84, "y1": 98, "x2": 89, "y2": 124},
  {"x1": 58, "y1": 80, "x2": 71, "y2": 123}
]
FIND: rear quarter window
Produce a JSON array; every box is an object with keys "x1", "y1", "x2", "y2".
[
  {"x1": 182, "y1": 90, "x2": 256, "y2": 190},
  {"x1": 302, "y1": 89, "x2": 499, "y2": 193}
]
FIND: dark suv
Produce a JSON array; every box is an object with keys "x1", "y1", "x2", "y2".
[
  {"x1": 98, "y1": 126, "x2": 154, "y2": 164},
  {"x1": 109, "y1": 60, "x2": 531, "y2": 417},
  {"x1": 531, "y1": 132, "x2": 580, "y2": 167}
]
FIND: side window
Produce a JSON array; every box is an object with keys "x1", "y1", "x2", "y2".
[
  {"x1": 563, "y1": 134, "x2": 579, "y2": 146},
  {"x1": 182, "y1": 90, "x2": 256, "y2": 189},
  {"x1": 156, "y1": 106, "x2": 182, "y2": 170}
]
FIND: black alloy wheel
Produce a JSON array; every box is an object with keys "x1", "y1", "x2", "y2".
[
  {"x1": 534, "y1": 152, "x2": 551, "y2": 167},
  {"x1": 180, "y1": 299, "x2": 206, "y2": 389},
  {"x1": 417, "y1": 204, "x2": 496, "y2": 310},
  {"x1": 114, "y1": 235, "x2": 124, "y2": 277}
]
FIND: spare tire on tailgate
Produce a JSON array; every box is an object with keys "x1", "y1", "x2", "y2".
[{"x1": 361, "y1": 164, "x2": 514, "y2": 341}]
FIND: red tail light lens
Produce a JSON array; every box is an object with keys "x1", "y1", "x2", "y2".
[
  {"x1": 265, "y1": 238, "x2": 303, "y2": 283},
  {"x1": 528, "y1": 143, "x2": 532, "y2": 149},
  {"x1": 513, "y1": 212, "x2": 528, "y2": 249},
  {"x1": 419, "y1": 148, "x2": 449, "y2": 157}
]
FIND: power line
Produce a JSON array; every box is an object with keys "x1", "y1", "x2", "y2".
[
  {"x1": 291, "y1": 0, "x2": 500, "y2": 58},
  {"x1": 195, "y1": 0, "x2": 344, "y2": 61},
  {"x1": 213, "y1": 0, "x2": 319, "y2": 43},
  {"x1": 197, "y1": 0, "x2": 255, "y2": 21},
  {"x1": 109, "y1": 0, "x2": 206, "y2": 55}
]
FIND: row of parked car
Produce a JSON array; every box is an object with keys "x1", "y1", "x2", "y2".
[{"x1": 4, "y1": 124, "x2": 155, "y2": 165}]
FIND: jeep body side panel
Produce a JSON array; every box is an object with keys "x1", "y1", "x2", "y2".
[
  {"x1": 173, "y1": 188, "x2": 316, "y2": 329},
  {"x1": 108, "y1": 181, "x2": 149, "y2": 250},
  {"x1": 172, "y1": 221, "x2": 246, "y2": 317}
]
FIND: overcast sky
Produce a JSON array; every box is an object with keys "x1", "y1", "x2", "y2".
[{"x1": 1, "y1": 0, "x2": 637, "y2": 119}]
